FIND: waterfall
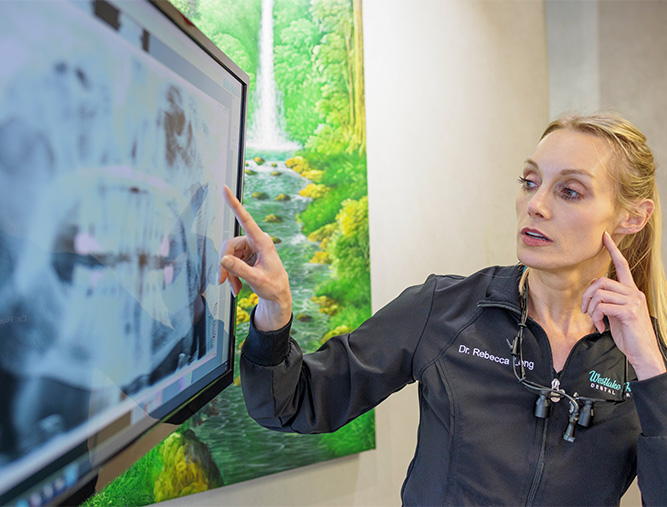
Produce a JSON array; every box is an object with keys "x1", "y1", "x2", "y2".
[{"x1": 246, "y1": 0, "x2": 300, "y2": 153}]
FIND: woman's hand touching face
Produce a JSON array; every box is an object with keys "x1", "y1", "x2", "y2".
[
  {"x1": 581, "y1": 231, "x2": 666, "y2": 380},
  {"x1": 218, "y1": 186, "x2": 292, "y2": 332}
]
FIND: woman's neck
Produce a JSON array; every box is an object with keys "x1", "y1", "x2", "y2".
[
  {"x1": 525, "y1": 267, "x2": 606, "y2": 368},
  {"x1": 526, "y1": 269, "x2": 590, "y2": 321}
]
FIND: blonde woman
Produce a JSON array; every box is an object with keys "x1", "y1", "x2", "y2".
[{"x1": 219, "y1": 113, "x2": 667, "y2": 505}]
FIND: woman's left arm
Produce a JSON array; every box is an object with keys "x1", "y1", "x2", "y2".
[
  {"x1": 582, "y1": 231, "x2": 667, "y2": 505},
  {"x1": 582, "y1": 231, "x2": 666, "y2": 380}
]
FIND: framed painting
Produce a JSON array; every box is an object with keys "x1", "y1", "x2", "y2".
[{"x1": 86, "y1": 0, "x2": 371, "y2": 504}]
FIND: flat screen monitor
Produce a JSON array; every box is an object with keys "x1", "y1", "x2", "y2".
[{"x1": 0, "y1": 0, "x2": 247, "y2": 505}]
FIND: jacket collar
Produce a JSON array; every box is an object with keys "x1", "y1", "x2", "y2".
[
  {"x1": 477, "y1": 265, "x2": 524, "y2": 315},
  {"x1": 478, "y1": 265, "x2": 615, "y2": 334}
]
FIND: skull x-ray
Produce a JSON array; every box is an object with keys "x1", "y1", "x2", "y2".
[{"x1": 0, "y1": 0, "x2": 238, "y2": 479}]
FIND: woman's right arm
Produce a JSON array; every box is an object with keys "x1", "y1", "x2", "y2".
[
  {"x1": 240, "y1": 276, "x2": 437, "y2": 434},
  {"x1": 217, "y1": 188, "x2": 436, "y2": 433}
]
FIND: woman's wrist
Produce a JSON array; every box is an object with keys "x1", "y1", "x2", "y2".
[
  {"x1": 629, "y1": 338, "x2": 667, "y2": 381},
  {"x1": 253, "y1": 297, "x2": 292, "y2": 332},
  {"x1": 632, "y1": 355, "x2": 667, "y2": 381}
]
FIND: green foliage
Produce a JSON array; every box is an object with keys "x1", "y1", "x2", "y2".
[
  {"x1": 85, "y1": 427, "x2": 223, "y2": 507},
  {"x1": 273, "y1": 0, "x2": 372, "y2": 450},
  {"x1": 309, "y1": 0, "x2": 357, "y2": 150},
  {"x1": 273, "y1": 0, "x2": 363, "y2": 152},
  {"x1": 168, "y1": 0, "x2": 261, "y2": 124},
  {"x1": 321, "y1": 410, "x2": 375, "y2": 457},
  {"x1": 274, "y1": 18, "x2": 324, "y2": 144},
  {"x1": 170, "y1": 0, "x2": 363, "y2": 156},
  {"x1": 83, "y1": 446, "x2": 162, "y2": 507},
  {"x1": 298, "y1": 151, "x2": 367, "y2": 235},
  {"x1": 312, "y1": 194, "x2": 370, "y2": 332},
  {"x1": 154, "y1": 430, "x2": 224, "y2": 502},
  {"x1": 273, "y1": 0, "x2": 323, "y2": 144},
  {"x1": 311, "y1": 0, "x2": 353, "y2": 34}
]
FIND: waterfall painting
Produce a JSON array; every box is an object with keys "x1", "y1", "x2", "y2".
[{"x1": 85, "y1": 0, "x2": 371, "y2": 504}]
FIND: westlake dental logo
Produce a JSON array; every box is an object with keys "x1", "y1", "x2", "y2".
[{"x1": 589, "y1": 369, "x2": 622, "y2": 394}]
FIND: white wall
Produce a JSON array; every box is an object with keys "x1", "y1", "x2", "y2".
[{"x1": 160, "y1": 1, "x2": 549, "y2": 505}]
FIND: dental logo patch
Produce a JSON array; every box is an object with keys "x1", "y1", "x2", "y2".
[{"x1": 588, "y1": 369, "x2": 629, "y2": 397}]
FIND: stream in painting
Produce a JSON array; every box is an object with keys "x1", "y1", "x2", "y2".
[{"x1": 190, "y1": 159, "x2": 336, "y2": 485}]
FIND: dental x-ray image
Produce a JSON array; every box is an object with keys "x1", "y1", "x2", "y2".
[{"x1": 0, "y1": 0, "x2": 234, "y2": 477}]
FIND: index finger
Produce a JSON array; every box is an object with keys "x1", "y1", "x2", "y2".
[
  {"x1": 223, "y1": 185, "x2": 264, "y2": 239},
  {"x1": 603, "y1": 231, "x2": 636, "y2": 287}
]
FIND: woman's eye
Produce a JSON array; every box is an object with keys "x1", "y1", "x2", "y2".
[
  {"x1": 518, "y1": 176, "x2": 537, "y2": 190},
  {"x1": 561, "y1": 187, "x2": 582, "y2": 200}
]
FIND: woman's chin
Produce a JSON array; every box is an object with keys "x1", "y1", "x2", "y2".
[{"x1": 516, "y1": 250, "x2": 558, "y2": 271}]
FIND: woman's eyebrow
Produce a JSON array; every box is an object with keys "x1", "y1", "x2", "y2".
[
  {"x1": 523, "y1": 159, "x2": 594, "y2": 179},
  {"x1": 560, "y1": 168, "x2": 595, "y2": 179},
  {"x1": 523, "y1": 159, "x2": 540, "y2": 172}
]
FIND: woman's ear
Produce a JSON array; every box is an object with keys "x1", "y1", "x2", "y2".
[{"x1": 614, "y1": 199, "x2": 654, "y2": 235}]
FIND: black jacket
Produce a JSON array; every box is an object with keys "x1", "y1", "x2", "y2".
[{"x1": 241, "y1": 265, "x2": 667, "y2": 505}]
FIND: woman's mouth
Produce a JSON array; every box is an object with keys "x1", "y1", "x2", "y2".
[{"x1": 521, "y1": 228, "x2": 552, "y2": 246}]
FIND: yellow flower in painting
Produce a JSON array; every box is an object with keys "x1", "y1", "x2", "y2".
[
  {"x1": 310, "y1": 251, "x2": 331, "y2": 264},
  {"x1": 285, "y1": 155, "x2": 305, "y2": 172},
  {"x1": 307, "y1": 223, "x2": 338, "y2": 243},
  {"x1": 301, "y1": 169, "x2": 323, "y2": 182},
  {"x1": 238, "y1": 293, "x2": 259, "y2": 310},
  {"x1": 321, "y1": 325, "x2": 352, "y2": 344},
  {"x1": 153, "y1": 430, "x2": 223, "y2": 502},
  {"x1": 236, "y1": 307, "x2": 250, "y2": 325},
  {"x1": 338, "y1": 196, "x2": 368, "y2": 237},
  {"x1": 311, "y1": 295, "x2": 339, "y2": 315},
  {"x1": 299, "y1": 183, "x2": 328, "y2": 199}
]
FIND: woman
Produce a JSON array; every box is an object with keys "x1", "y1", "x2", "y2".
[{"x1": 218, "y1": 113, "x2": 667, "y2": 505}]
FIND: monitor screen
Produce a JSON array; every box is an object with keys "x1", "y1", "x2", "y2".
[{"x1": 0, "y1": 0, "x2": 247, "y2": 505}]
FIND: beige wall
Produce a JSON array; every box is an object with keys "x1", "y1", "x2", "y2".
[
  {"x1": 160, "y1": 1, "x2": 548, "y2": 505},
  {"x1": 598, "y1": 0, "x2": 667, "y2": 250},
  {"x1": 547, "y1": 0, "x2": 667, "y2": 259}
]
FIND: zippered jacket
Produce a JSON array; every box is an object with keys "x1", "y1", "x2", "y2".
[{"x1": 240, "y1": 265, "x2": 667, "y2": 505}]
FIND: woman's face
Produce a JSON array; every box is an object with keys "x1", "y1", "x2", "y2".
[{"x1": 515, "y1": 128, "x2": 623, "y2": 276}]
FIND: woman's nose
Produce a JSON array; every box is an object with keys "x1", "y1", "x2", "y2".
[{"x1": 527, "y1": 189, "x2": 550, "y2": 219}]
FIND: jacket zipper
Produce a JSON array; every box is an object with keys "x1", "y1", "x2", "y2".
[
  {"x1": 550, "y1": 378, "x2": 563, "y2": 402},
  {"x1": 478, "y1": 299, "x2": 591, "y2": 504},
  {"x1": 526, "y1": 415, "x2": 550, "y2": 506},
  {"x1": 525, "y1": 376, "x2": 564, "y2": 505},
  {"x1": 479, "y1": 299, "x2": 552, "y2": 505}
]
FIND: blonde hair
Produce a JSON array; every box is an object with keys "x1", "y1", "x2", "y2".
[{"x1": 539, "y1": 113, "x2": 667, "y2": 344}]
